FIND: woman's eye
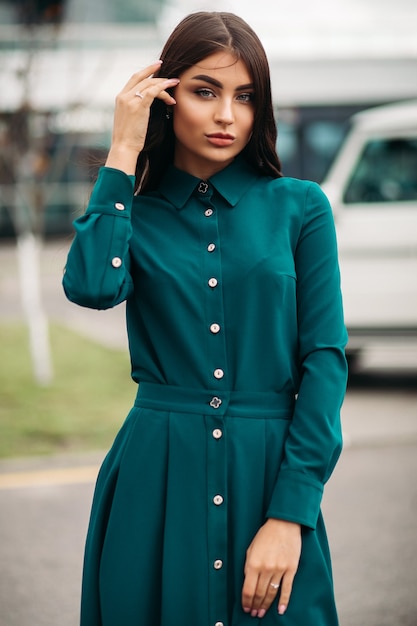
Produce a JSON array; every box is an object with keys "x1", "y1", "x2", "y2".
[
  {"x1": 196, "y1": 88, "x2": 215, "y2": 98},
  {"x1": 237, "y1": 92, "x2": 254, "y2": 103}
]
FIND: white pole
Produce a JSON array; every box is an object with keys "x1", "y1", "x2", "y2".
[{"x1": 16, "y1": 232, "x2": 53, "y2": 386}]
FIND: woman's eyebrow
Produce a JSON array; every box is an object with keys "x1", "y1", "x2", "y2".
[{"x1": 191, "y1": 74, "x2": 254, "y2": 91}]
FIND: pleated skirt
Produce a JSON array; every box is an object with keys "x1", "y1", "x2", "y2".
[{"x1": 80, "y1": 383, "x2": 339, "y2": 626}]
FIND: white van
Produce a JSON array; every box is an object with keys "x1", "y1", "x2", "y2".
[{"x1": 321, "y1": 100, "x2": 417, "y2": 369}]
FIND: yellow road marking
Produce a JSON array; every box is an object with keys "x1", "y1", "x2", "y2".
[{"x1": 0, "y1": 465, "x2": 99, "y2": 490}]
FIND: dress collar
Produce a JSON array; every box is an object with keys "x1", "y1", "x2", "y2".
[{"x1": 158, "y1": 156, "x2": 262, "y2": 210}]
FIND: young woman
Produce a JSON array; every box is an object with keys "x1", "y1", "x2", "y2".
[{"x1": 63, "y1": 11, "x2": 348, "y2": 626}]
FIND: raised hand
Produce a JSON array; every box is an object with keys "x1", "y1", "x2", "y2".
[{"x1": 105, "y1": 61, "x2": 180, "y2": 174}]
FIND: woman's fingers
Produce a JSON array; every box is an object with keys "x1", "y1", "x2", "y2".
[
  {"x1": 241, "y1": 519, "x2": 301, "y2": 618},
  {"x1": 110, "y1": 76, "x2": 179, "y2": 153},
  {"x1": 256, "y1": 578, "x2": 282, "y2": 619},
  {"x1": 241, "y1": 570, "x2": 258, "y2": 616},
  {"x1": 242, "y1": 570, "x2": 295, "y2": 618},
  {"x1": 126, "y1": 77, "x2": 179, "y2": 105},
  {"x1": 105, "y1": 63, "x2": 179, "y2": 173},
  {"x1": 118, "y1": 61, "x2": 179, "y2": 106},
  {"x1": 119, "y1": 60, "x2": 163, "y2": 94},
  {"x1": 242, "y1": 569, "x2": 282, "y2": 617},
  {"x1": 277, "y1": 571, "x2": 295, "y2": 615}
]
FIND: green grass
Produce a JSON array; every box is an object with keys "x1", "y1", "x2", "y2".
[{"x1": 0, "y1": 323, "x2": 136, "y2": 458}]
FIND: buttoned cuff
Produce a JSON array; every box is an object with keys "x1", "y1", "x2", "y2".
[
  {"x1": 86, "y1": 167, "x2": 135, "y2": 218},
  {"x1": 266, "y1": 469, "x2": 324, "y2": 530}
]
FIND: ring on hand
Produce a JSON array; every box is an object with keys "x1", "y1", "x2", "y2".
[
  {"x1": 270, "y1": 582, "x2": 280, "y2": 589},
  {"x1": 135, "y1": 91, "x2": 144, "y2": 99}
]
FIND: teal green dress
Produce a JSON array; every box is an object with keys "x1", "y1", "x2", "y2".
[{"x1": 63, "y1": 156, "x2": 348, "y2": 626}]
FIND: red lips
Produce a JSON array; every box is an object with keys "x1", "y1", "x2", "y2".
[
  {"x1": 207, "y1": 133, "x2": 235, "y2": 140},
  {"x1": 206, "y1": 133, "x2": 235, "y2": 147}
]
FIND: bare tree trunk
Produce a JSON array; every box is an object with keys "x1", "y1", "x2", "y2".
[
  {"x1": 16, "y1": 231, "x2": 53, "y2": 385},
  {"x1": 9, "y1": 28, "x2": 55, "y2": 385}
]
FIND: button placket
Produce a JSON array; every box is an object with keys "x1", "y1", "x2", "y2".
[
  {"x1": 197, "y1": 185, "x2": 228, "y2": 393},
  {"x1": 197, "y1": 184, "x2": 228, "y2": 625},
  {"x1": 205, "y1": 412, "x2": 228, "y2": 626}
]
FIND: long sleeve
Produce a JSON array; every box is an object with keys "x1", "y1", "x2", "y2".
[
  {"x1": 63, "y1": 167, "x2": 135, "y2": 310},
  {"x1": 266, "y1": 182, "x2": 348, "y2": 529}
]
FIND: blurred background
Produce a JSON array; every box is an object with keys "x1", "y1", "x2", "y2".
[{"x1": 0, "y1": 1, "x2": 416, "y2": 625}]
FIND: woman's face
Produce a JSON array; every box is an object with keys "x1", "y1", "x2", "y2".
[{"x1": 172, "y1": 51, "x2": 255, "y2": 180}]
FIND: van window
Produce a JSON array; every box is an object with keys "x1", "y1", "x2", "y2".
[{"x1": 343, "y1": 137, "x2": 417, "y2": 204}]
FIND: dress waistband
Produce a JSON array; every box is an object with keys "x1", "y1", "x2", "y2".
[{"x1": 134, "y1": 382, "x2": 295, "y2": 419}]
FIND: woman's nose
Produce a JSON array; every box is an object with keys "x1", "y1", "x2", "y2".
[{"x1": 214, "y1": 99, "x2": 234, "y2": 124}]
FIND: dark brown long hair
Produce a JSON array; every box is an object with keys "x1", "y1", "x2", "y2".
[{"x1": 136, "y1": 11, "x2": 282, "y2": 193}]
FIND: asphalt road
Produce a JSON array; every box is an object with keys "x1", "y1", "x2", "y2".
[{"x1": 0, "y1": 240, "x2": 416, "y2": 625}]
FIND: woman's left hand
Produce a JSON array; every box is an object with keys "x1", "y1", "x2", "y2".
[{"x1": 242, "y1": 518, "x2": 302, "y2": 618}]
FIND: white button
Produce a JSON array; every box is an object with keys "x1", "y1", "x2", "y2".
[
  {"x1": 207, "y1": 243, "x2": 216, "y2": 252},
  {"x1": 215, "y1": 622, "x2": 224, "y2": 626},
  {"x1": 205, "y1": 208, "x2": 214, "y2": 217},
  {"x1": 209, "y1": 397, "x2": 222, "y2": 409},
  {"x1": 212, "y1": 428, "x2": 223, "y2": 439},
  {"x1": 208, "y1": 277, "x2": 218, "y2": 288},
  {"x1": 210, "y1": 323, "x2": 220, "y2": 334},
  {"x1": 214, "y1": 559, "x2": 223, "y2": 570},
  {"x1": 214, "y1": 369, "x2": 224, "y2": 379},
  {"x1": 114, "y1": 202, "x2": 125, "y2": 211},
  {"x1": 213, "y1": 495, "x2": 224, "y2": 505},
  {"x1": 111, "y1": 257, "x2": 122, "y2": 268}
]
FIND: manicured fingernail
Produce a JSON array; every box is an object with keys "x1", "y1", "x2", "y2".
[
  {"x1": 243, "y1": 607, "x2": 251, "y2": 613},
  {"x1": 251, "y1": 609, "x2": 258, "y2": 617},
  {"x1": 258, "y1": 608, "x2": 266, "y2": 618},
  {"x1": 278, "y1": 604, "x2": 287, "y2": 615}
]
